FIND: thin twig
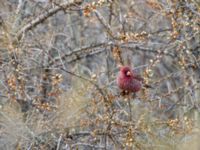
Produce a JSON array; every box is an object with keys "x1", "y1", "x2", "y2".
[
  {"x1": 94, "y1": 10, "x2": 119, "y2": 40},
  {"x1": 60, "y1": 67, "x2": 108, "y2": 102},
  {"x1": 15, "y1": 0, "x2": 83, "y2": 41},
  {"x1": 128, "y1": 97, "x2": 132, "y2": 122},
  {"x1": 56, "y1": 134, "x2": 62, "y2": 150}
]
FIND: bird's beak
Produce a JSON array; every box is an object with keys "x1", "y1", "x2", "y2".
[{"x1": 126, "y1": 71, "x2": 131, "y2": 76}]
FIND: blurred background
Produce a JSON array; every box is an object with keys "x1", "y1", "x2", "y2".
[{"x1": 0, "y1": 0, "x2": 199, "y2": 149}]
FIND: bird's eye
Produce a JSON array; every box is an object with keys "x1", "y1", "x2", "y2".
[{"x1": 126, "y1": 71, "x2": 131, "y2": 76}]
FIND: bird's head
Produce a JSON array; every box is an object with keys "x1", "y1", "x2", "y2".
[{"x1": 120, "y1": 66, "x2": 132, "y2": 78}]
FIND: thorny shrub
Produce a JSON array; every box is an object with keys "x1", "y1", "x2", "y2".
[{"x1": 0, "y1": 0, "x2": 199, "y2": 149}]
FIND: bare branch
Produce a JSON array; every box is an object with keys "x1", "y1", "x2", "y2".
[{"x1": 15, "y1": 0, "x2": 83, "y2": 41}]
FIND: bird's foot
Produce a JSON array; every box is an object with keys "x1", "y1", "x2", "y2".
[{"x1": 120, "y1": 90, "x2": 129, "y2": 96}]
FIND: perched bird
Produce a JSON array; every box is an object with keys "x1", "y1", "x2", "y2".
[{"x1": 117, "y1": 66, "x2": 143, "y2": 93}]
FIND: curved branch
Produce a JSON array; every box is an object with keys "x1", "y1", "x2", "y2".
[{"x1": 15, "y1": 0, "x2": 83, "y2": 41}]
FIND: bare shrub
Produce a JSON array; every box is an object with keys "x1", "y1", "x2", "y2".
[{"x1": 0, "y1": 0, "x2": 199, "y2": 149}]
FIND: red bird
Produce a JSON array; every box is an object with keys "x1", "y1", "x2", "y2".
[{"x1": 117, "y1": 66, "x2": 143, "y2": 93}]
